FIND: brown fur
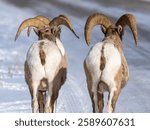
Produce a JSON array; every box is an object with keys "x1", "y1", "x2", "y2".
[
  {"x1": 38, "y1": 91, "x2": 46, "y2": 113},
  {"x1": 121, "y1": 55, "x2": 129, "y2": 87},
  {"x1": 24, "y1": 61, "x2": 33, "y2": 98},
  {"x1": 38, "y1": 78, "x2": 48, "y2": 113},
  {"x1": 100, "y1": 45, "x2": 106, "y2": 71},
  {"x1": 97, "y1": 81, "x2": 108, "y2": 112},
  {"x1": 97, "y1": 93, "x2": 104, "y2": 113},
  {"x1": 38, "y1": 26, "x2": 61, "y2": 42},
  {"x1": 39, "y1": 78, "x2": 48, "y2": 91},
  {"x1": 39, "y1": 42, "x2": 46, "y2": 65},
  {"x1": 98, "y1": 81, "x2": 109, "y2": 94}
]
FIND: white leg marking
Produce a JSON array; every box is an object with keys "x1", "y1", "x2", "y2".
[
  {"x1": 53, "y1": 100, "x2": 57, "y2": 113},
  {"x1": 45, "y1": 82, "x2": 53, "y2": 113},
  {"x1": 93, "y1": 94, "x2": 99, "y2": 113},
  {"x1": 107, "y1": 82, "x2": 117, "y2": 113},
  {"x1": 32, "y1": 82, "x2": 39, "y2": 113},
  {"x1": 107, "y1": 90, "x2": 115, "y2": 113}
]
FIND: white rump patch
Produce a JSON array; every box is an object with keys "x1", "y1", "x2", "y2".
[{"x1": 101, "y1": 43, "x2": 121, "y2": 87}]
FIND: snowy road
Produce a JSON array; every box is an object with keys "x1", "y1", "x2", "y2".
[{"x1": 0, "y1": 0, "x2": 150, "y2": 112}]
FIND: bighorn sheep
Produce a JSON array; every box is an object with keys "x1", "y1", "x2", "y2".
[
  {"x1": 84, "y1": 13, "x2": 138, "y2": 113},
  {"x1": 15, "y1": 15, "x2": 79, "y2": 113}
]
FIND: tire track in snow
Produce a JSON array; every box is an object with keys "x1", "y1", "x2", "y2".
[
  {"x1": 0, "y1": 100, "x2": 31, "y2": 112},
  {"x1": 57, "y1": 74, "x2": 91, "y2": 112}
]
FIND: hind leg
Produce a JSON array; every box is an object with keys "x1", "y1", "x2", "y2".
[
  {"x1": 84, "y1": 61, "x2": 95, "y2": 112},
  {"x1": 50, "y1": 80, "x2": 60, "y2": 113},
  {"x1": 98, "y1": 93, "x2": 104, "y2": 113},
  {"x1": 50, "y1": 93, "x2": 59, "y2": 113},
  {"x1": 111, "y1": 88, "x2": 121, "y2": 112},
  {"x1": 53, "y1": 100, "x2": 57, "y2": 113},
  {"x1": 45, "y1": 82, "x2": 53, "y2": 113},
  {"x1": 84, "y1": 61, "x2": 100, "y2": 113},
  {"x1": 38, "y1": 91, "x2": 46, "y2": 113},
  {"x1": 107, "y1": 82, "x2": 121, "y2": 113},
  {"x1": 87, "y1": 80, "x2": 100, "y2": 113},
  {"x1": 32, "y1": 81, "x2": 40, "y2": 113},
  {"x1": 86, "y1": 79, "x2": 95, "y2": 113}
]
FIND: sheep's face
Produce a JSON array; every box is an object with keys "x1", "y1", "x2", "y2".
[{"x1": 101, "y1": 25, "x2": 123, "y2": 41}]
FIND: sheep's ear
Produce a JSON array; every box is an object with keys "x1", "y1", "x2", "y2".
[
  {"x1": 117, "y1": 25, "x2": 123, "y2": 34},
  {"x1": 101, "y1": 25, "x2": 107, "y2": 34},
  {"x1": 50, "y1": 28, "x2": 56, "y2": 35}
]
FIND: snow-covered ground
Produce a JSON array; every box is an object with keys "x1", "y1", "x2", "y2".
[
  {"x1": 0, "y1": 0, "x2": 150, "y2": 113},
  {"x1": 142, "y1": 0, "x2": 150, "y2": 2}
]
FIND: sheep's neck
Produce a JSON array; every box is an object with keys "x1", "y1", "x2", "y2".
[
  {"x1": 39, "y1": 34, "x2": 56, "y2": 42},
  {"x1": 103, "y1": 36, "x2": 123, "y2": 52}
]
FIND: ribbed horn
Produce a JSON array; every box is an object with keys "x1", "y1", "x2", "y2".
[
  {"x1": 35, "y1": 15, "x2": 50, "y2": 24},
  {"x1": 49, "y1": 15, "x2": 79, "y2": 39},
  {"x1": 15, "y1": 18, "x2": 45, "y2": 41},
  {"x1": 27, "y1": 15, "x2": 50, "y2": 37},
  {"x1": 116, "y1": 14, "x2": 138, "y2": 46},
  {"x1": 58, "y1": 14, "x2": 69, "y2": 20},
  {"x1": 84, "y1": 13, "x2": 113, "y2": 46}
]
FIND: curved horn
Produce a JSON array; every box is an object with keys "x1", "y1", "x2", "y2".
[
  {"x1": 27, "y1": 15, "x2": 50, "y2": 37},
  {"x1": 27, "y1": 26, "x2": 34, "y2": 37},
  {"x1": 58, "y1": 14, "x2": 69, "y2": 20},
  {"x1": 116, "y1": 14, "x2": 138, "y2": 46},
  {"x1": 15, "y1": 18, "x2": 45, "y2": 41},
  {"x1": 35, "y1": 15, "x2": 50, "y2": 24},
  {"x1": 49, "y1": 15, "x2": 79, "y2": 39},
  {"x1": 84, "y1": 13, "x2": 113, "y2": 46}
]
